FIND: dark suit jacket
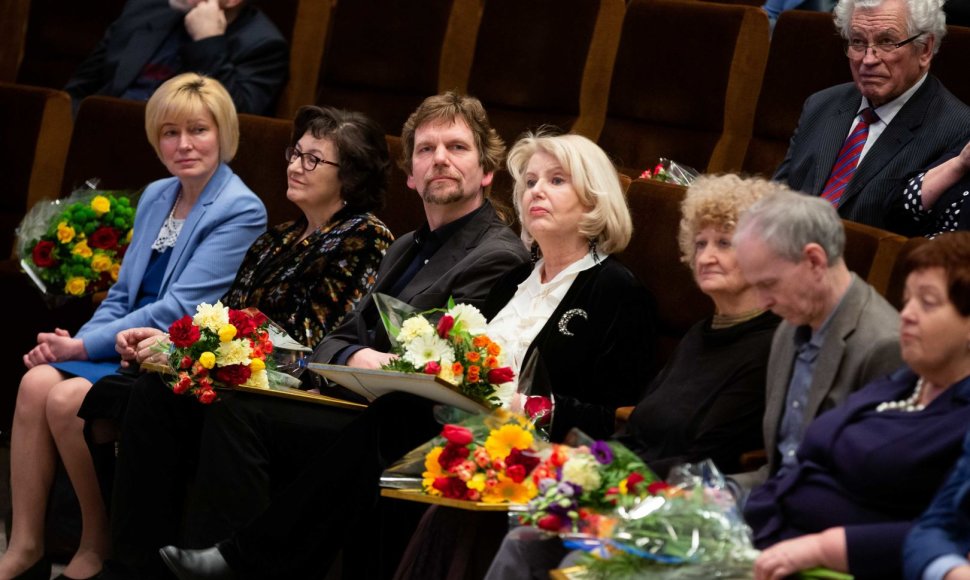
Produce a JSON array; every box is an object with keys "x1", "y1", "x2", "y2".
[
  {"x1": 64, "y1": 0, "x2": 288, "y2": 115},
  {"x1": 312, "y1": 201, "x2": 530, "y2": 364},
  {"x1": 904, "y1": 428, "x2": 970, "y2": 580},
  {"x1": 746, "y1": 368, "x2": 970, "y2": 579},
  {"x1": 733, "y1": 275, "x2": 901, "y2": 489},
  {"x1": 485, "y1": 257, "x2": 657, "y2": 441},
  {"x1": 775, "y1": 75, "x2": 970, "y2": 232}
]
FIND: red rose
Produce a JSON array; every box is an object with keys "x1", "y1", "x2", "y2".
[
  {"x1": 647, "y1": 481, "x2": 671, "y2": 495},
  {"x1": 524, "y1": 396, "x2": 553, "y2": 425},
  {"x1": 88, "y1": 226, "x2": 120, "y2": 249},
  {"x1": 626, "y1": 472, "x2": 645, "y2": 494},
  {"x1": 229, "y1": 309, "x2": 258, "y2": 338},
  {"x1": 179, "y1": 356, "x2": 193, "y2": 370},
  {"x1": 173, "y1": 373, "x2": 193, "y2": 395},
  {"x1": 31, "y1": 240, "x2": 57, "y2": 268},
  {"x1": 432, "y1": 476, "x2": 468, "y2": 499},
  {"x1": 505, "y1": 447, "x2": 540, "y2": 476},
  {"x1": 437, "y1": 315, "x2": 454, "y2": 338},
  {"x1": 249, "y1": 310, "x2": 268, "y2": 327},
  {"x1": 506, "y1": 464, "x2": 526, "y2": 483},
  {"x1": 214, "y1": 364, "x2": 252, "y2": 386},
  {"x1": 537, "y1": 514, "x2": 563, "y2": 531},
  {"x1": 438, "y1": 443, "x2": 470, "y2": 471},
  {"x1": 487, "y1": 367, "x2": 514, "y2": 385},
  {"x1": 424, "y1": 361, "x2": 441, "y2": 375},
  {"x1": 198, "y1": 388, "x2": 217, "y2": 404},
  {"x1": 168, "y1": 316, "x2": 200, "y2": 348},
  {"x1": 441, "y1": 424, "x2": 473, "y2": 446}
]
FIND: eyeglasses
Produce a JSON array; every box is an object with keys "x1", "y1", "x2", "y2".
[
  {"x1": 284, "y1": 146, "x2": 339, "y2": 171},
  {"x1": 844, "y1": 33, "x2": 923, "y2": 58}
]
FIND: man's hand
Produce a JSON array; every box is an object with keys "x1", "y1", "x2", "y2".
[
  {"x1": 946, "y1": 565, "x2": 970, "y2": 580},
  {"x1": 754, "y1": 528, "x2": 847, "y2": 580},
  {"x1": 24, "y1": 328, "x2": 87, "y2": 368},
  {"x1": 115, "y1": 327, "x2": 166, "y2": 367},
  {"x1": 184, "y1": 0, "x2": 227, "y2": 41},
  {"x1": 346, "y1": 348, "x2": 396, "y2": 370}
]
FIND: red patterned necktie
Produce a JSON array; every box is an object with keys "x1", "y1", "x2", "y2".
[{"x1": 820, "y1": 107, "x2": 879, "y2": 206}]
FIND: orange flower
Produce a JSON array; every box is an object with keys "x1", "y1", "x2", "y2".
[
  {"x1": 467, "y1": 365, "x2": 480, "y2": 383},
  {"x1": 487, "y1": 342, "x2": 501, "y2": 356},
  {"x1": 465, "y1": 351, "x2": 481, "y2": 363},
  {"x1": 452, "y1": 362, "x2": 464, "y2": 377},
  {"x1": 484, "y1": 355, "x2": 499, "y2": 369},
  {"x1": 472, "y1": 336, "x2": 490, "y2": 348}
]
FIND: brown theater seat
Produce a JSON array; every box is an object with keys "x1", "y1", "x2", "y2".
[
  {"x1": 841, "y1": 219, "x2": 905, "y2": 283},
  {"x1": 742, "y1": 10, "x2": 853, "y2": 177},
  {"x1": 598, "y1": 0, "x2": 769, "y2": 177},
  {"x1": 0, "y1": 83, "x2": 72, "y2": 258}
]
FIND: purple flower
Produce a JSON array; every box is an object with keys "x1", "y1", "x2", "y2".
[
  {"x1": 557, "y1": 481, "x2": 583, "y2": 497},
  {"x1": 591, "y1": 441, "x2": 613, "y2": 465}
]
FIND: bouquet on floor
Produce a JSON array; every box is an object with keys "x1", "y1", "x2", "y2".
[
  {"x1": 520, "y1": 430, "x2": 658, "y2": 537},
  {"x1": 163, "y1": 301, "x2": 274, "y2": 403},
  {"x1": 378, "y1": 294, "x2": 515, "y2": 409},
  {"x1": 420, "y1": 410, "x2": 542, "y2": 503},
  {"x1": 638, "y1": 158, "x2": 699, "y2": 186},
  {"x1": 17, "y1": 184, "x2": 137, "y2": 304}
]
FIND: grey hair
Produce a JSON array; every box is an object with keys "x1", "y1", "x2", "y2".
[
  {"x1": 734, "y1": 191, "x2": 845, "y2": 265},
  {"x1": 833, "y1": 0, "x2": 947, "y2": 54}
]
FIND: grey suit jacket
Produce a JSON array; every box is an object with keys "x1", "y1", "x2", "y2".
[
  {"x1": 775, "y1": 75, "x2": 970, "y2": 232},
  {"x1": 311, "y1": 201, "x2": 530, "y2": 364},
  {"x1": 734, "y1": 275, "x2": 901, "y2": 490}
]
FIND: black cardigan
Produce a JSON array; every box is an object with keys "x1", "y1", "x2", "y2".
[{"x1": 485, "y1": 256, "x2": 658, "y2": 441}]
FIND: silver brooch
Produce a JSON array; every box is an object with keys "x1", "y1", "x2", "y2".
[{"x1": 558, "y1": 309, "x2": 588, "y2": 336}]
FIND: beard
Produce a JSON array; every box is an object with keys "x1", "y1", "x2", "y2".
[{"x1": 420, "y1": 176, "x2": 468, "y2": 206}]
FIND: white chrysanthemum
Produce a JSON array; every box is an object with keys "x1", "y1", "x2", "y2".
[
  {"x1": 403, "y1": 333, "x2": 454, "y2": 367},
  {"x1": 193, "y1": 301, "x2": 230, "y2": 334},
  {"x1": 561, "y1": 453, "x2": 602, "y2": 491},
  {"x1": 397, "y1": 316, "x2": 435, "y2": 343},
  {"x1": 216, "y1": 339, "x2": 252, "y2": 366},
  {"x1": 494, "y1": 381, "x2": 519, "y2": 410},
  {"x1": 448, "y1": 304, "x2": 487, "y2": 335},
  {"x1": 244, "y1": 369, "x2": 269, "y2": 389}
]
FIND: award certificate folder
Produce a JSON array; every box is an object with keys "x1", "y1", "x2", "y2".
[{"x1": 307, "y1": 363, "x2": 489, "y2": 414}]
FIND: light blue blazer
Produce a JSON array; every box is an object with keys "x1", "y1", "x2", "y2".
[{"x1": 76, "y1": 163, "x2": 266, "y2": 359}]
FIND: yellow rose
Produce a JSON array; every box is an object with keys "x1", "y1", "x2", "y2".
[
  {"x1": 218, "y1": 324, "x2": 238, "y2": 343},
  {"x1": 109, "y1": 263, "x2": 121, "y2": 281},
  {"x1": 199, "y1": 352, "x2": 216, "y2": 369},
  {"x1": 126, "y1": 229, "x2": 133, "y2": 243},
  {"x1": 72, "y1": 240, "x2": 93, "y2": 259},
  {"x1": 249, "y1": 358, "x2": 266, "y2": 372},
  {"x1": 56, "y1": 222, "x2": 75, "y2": 244},
  {"x1": 90, "y1": 195, "x2": 111, "y2": 215},
  {"x1": 90, "y1": 254, "x2": 112, "y2": 273},
  {"x1": 64, "y1": 277, "x2": 87, "y2": 296}
]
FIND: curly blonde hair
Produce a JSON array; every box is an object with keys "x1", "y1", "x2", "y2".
[{"x1": 678, "y1": 175, "x2": 792, "y2": 269}]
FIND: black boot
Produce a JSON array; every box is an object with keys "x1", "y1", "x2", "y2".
[{"x1": 158, "y1": 547, "x2": 234, "y2": 580}]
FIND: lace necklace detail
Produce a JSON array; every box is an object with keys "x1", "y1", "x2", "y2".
[
  {"x1": 875, "y1": 378, "x2": 926, "y2": 413},
  {"x1": 152, "y1": 191, "x2": 185, "y2": 252}
]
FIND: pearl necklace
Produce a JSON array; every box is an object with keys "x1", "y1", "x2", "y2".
[{"x1": 875, "y1": 378, "x2": 925, "y2": 413}]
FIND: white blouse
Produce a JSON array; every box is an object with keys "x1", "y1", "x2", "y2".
[{"x1": 487, "y1": 250, "x2": 602, "y2": 404}]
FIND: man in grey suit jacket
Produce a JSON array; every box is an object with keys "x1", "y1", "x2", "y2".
[
  {"x1": 731, "y1": 191, "x2": 901, "y2": 491},
  {"x1": 775, "y1": 0, "x2": 970, "y2": 233}
]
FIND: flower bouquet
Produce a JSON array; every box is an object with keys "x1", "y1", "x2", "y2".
[
  {"x1": 638, "y1": 158, "x2": 700, "y2": 186},
  {"x1": 379, "y1": 295, "x2": 515, "y2": 409},
  {"x1": 421, "y1": 410, "x2": 542, "y2": 504},
  {"x1": 521, "y1": 430, "x2": 658, "y2": 537},
  {"x1": 163, "y1": 301, "x2": 274, "y2": 403},
  {"x1": 17, "y1": 186, "x2": 136, "y2": 305}
]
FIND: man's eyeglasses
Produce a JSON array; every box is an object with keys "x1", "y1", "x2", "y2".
[
  {"x1": 845, "y1": 33, "x2": 923, "y2": 58},
  {"x1": 284, "y1": 146, "x2": 339, "y2": 171}
]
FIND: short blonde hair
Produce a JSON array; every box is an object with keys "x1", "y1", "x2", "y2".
[
  {"x1": 678, "y1": 174, "x2": 789, "y2": 269},
  {"x1": 507, "y1": 132, "x2": 632, "y2": 255},
  {"x1": 145, "y1": 73, "x2": 239, "y2": 163}
]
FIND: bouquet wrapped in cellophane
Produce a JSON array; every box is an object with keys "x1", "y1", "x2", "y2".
[
  {"x1": 638, "y1": 158, "x2": 700, "y2": 186},
  {"x1": 376, "y1": 293, "x2": 516, "y2": 409},
  {"x1": 16, "y1": 183, "x2": 137, "y2": 305}
]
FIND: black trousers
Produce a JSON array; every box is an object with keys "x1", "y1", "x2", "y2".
[{"x1": 218, "y1": 392, "x2": 442, "y2": 579}]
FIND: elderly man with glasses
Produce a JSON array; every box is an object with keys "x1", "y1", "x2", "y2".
[{"x1": 775, "y1": 0, "x2": 970, "y2": 234}]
